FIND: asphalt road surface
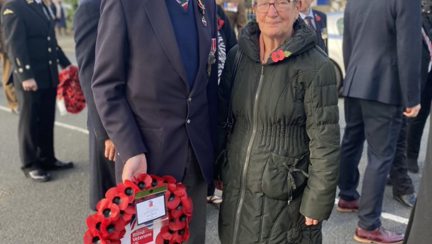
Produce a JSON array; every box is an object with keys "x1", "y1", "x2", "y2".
[{"x1": 0, "y1": 36, "x2": 428, "y2": 244}]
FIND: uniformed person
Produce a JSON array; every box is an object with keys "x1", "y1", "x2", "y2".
[{"x1": 1, "y1": 0, "x2": 74, "y2": 182}]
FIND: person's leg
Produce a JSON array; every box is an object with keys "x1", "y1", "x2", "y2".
[
  {"x1": 37, "y1": 88, "x2": 56, "y2": 164},
  {"x1": 89, "y1": 132, "x2": 116, "y2": 210},
  {"x1": 16, "y1": 86, "x2": 41, "y2": 170},
  {"x1": 406, "y1": 73, "x2": 432, "y2": 171},
  {"x1": 358, "y1": 100, "x2": 403, "y2": 230},
  {"x1": 182, "y1": 145, "x2": 207, "y2": 244},
  {"x1": 389, "y1": 119, "x2": 415, "y2": 197},
  {"x1": 338, "y1": 97, "x2": 365, "y2": 201}
]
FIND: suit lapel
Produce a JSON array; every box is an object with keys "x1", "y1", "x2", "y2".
[
  {"x1": 25, "y1": 0, "x2": 51, "y2": 25},
  {"x1": 144, "y1": 0, "x2": 189, "y2": 89},
  {"x1": 191, "y1": 0, "x2": 211, "y2": 91}
]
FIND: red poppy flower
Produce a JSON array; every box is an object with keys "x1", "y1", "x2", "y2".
[
  {"x1": 315, "y1": 14, "x2": 321, "y2": 22},
  {"x1": 119, "y1": 205, "x2": 135, "y2": 223},
  {"x1": 156, "y1": 226, "x2": 172, "y2": 244},
  {"x1": 217, "y1": 18, "x2": 225, "y2": 31},
  {"x1": 84, "y1": 229, "x2": 103, "y2": 244},
  {"x1": 105, "y1": 188, "x2": 130, "y2": 210},
  {"x1": 162, "y1": 175, "x2": 177, "y2": 184},
  {"x1": 96, "y1": 199, "x2": 121, "y2": 221},
  {"x1": 117, "y1": 180, "x2": 140, "y2": 202},
  {"x1": 169, "y1": 217, "x2": 187, "y2": 231},
  {"x1": 86, "y1": 213, "x2": 105, "y2": 232},
  {"x1": 133, "y1": 173, "x2": 153, "y2": 190},
  {"x1": 150, "y1": 175, "x2": 165, "y2": 188},
  {"x1": 173, "y1": 184, "x2": 187, "y2": 198},
  {"x1": 167, "y1": 192, "x2": 182, "y2": 210},
  {"x1": 181, "y1": 196, "x2": 193, "y2": 217},
  {"x1": 271, "y1": 49, "x2": 285, "y2": 63},
  {"x1": 100, "y1": 218, "x2": 126, "y2": 240}
]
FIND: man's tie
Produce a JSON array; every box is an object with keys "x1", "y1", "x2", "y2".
[
  {"x1": 176, "y1": 0, "x2": 189, "y2": 11},
  {"x1": 304, "y1": 16, "x2": 315, "y2": 31}
]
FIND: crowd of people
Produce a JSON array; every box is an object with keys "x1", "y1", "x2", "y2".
[{"x1": 0, "y1": 0, "x2": 431, "y2": 243}]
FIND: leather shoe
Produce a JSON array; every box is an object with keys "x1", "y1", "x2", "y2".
[
  {"x1": 42, "y1": 160, "x2": 74, "y2": 171},
  {"x1": 337, "y1": 198, "x2": 359, "y2": 212},
  {"x1": 393, "y1": 193, "x2": 416, "y2": 208},
  {"x1": 354, "y1": 226, "x2": 404, "y2": 244},
  {"x1": 24, "y1": 169, "x2": 51, "y2": 182}
]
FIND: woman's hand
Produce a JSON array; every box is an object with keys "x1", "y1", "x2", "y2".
[{"x1": 305, "y1": 216, "x2": 319, "y2": 226}]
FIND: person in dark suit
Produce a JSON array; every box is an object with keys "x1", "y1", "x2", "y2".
[
  {"x1": 0, "y1": 0, "x2": 18, "y2": 113},
  {"x1": 337, "y1": 0, "x2": 422, "y2": 243},
  {"x1": 298, "y1": 0, "x2": 327, "y2": 53},
  {"x1": 73, "y1": 0, "x2": 116, "y2": 211},
  {"x1": 91, "y1": 0, "x2": 218, "y2": 242},
  {"x1": 1, "y1": 0, "x2": 74, "y2": 182},
  {"x1": 404, "y1": 5, "x2": 432, "y2": 174}
]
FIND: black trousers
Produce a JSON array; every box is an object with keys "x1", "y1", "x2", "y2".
[
  {"x1": 389, "y1": 119, "x2": 415, "y2": 196},
  {"x1": 406, "y1": 73, "x2": 432, "y2": 161},
  {"x1": 89, "y1": 132, "x2": 116, "y2": 210},
  {"x1": 339, "y1": 97, "x2": 403, "y2": 230},
  {"x1": 16, "y1": 86, "x2": 57, "y2": 169}
]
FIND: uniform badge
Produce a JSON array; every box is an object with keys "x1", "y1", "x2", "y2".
[
  {"x1": 26, "y1": 0, "x2": 34, "y2": 4},
  {"x1": 197, "y1": 0, "x2": 207, "y2": 27},
  {"x1": 3, "y1": 9, "x2": 14, "y2": 15}
]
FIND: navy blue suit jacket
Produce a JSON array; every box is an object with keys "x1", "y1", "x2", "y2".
[
  {"x1": 92, "y1": 0, "x2": 218, "y2": 183},
  {"x1": 342, "y1": 0, "x2": 422, "y2": 107}
]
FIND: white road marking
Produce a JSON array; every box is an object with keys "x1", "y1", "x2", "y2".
[
  {"x1": 0, "y1": 105, "x2": 89, "y2": 135},
  {"x1": 335, "y1": 198, "x2": 409, "y2": 224}
]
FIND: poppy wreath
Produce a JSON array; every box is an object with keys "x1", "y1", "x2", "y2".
[
  {"x1": 84, "y1": 174, "x2": 193, "y2": 244},
  {"x1": 57, "y1": 65, "x2": 86, "y2": 114}
]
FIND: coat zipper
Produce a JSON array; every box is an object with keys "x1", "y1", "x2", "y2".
[{"x1": 232, "y1": 66, "x2": 265, "y2": 244}]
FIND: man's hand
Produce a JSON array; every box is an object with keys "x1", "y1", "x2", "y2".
[
  {"x1": 104, "y1": 139, "x2": 116, "y2": 161},
  {"x1": 403, "y1": 104, "x2": 421, "y2": 118},
  {"x1": 305, "y1": 216, "x2": 319, "y2": 226},
  {"x1": 122, "y1": 154, "x2": 147, "y2": 182},
  {"x1": 22, "y1": 79, "x2": 38, "y2": 91}
]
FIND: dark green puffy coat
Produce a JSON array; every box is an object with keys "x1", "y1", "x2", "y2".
[{"x1": 218, "y1": 20, "x2": 340, "y2": 244}]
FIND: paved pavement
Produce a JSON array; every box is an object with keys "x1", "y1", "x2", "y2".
[{"x1": 0, "y1": 35, "x2": 429, "y2": 244}]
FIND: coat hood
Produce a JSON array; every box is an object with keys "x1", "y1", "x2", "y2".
[{"x1": 238, "y1": 18, "x2": 317, "y2": 64}]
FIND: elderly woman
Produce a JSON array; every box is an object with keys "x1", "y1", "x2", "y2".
[{"x1": 217, "y1": 0, "x2": 340, "y2": 243}]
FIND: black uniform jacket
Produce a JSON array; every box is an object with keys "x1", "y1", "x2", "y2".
[{"x1": 1, "y1": 0, "x2": 70, "y2": 89}]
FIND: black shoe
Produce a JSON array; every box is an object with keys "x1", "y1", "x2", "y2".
[
  {"x1": 406, "y1": 158, "x2": 419, "y2": 173},
  {"x1": 24, "y1": 169, "x2": 51, "y2": 182},
  {"x1": 394, "y1": 193, "x2": 416, "y2": 208},
  {"x1": 42, "y1": 160, "x2": 74, "y2": 171}
]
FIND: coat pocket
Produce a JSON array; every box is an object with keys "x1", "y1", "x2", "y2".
[{"x1": 261, "y1": 153, "x2": 309, "y2": 201}]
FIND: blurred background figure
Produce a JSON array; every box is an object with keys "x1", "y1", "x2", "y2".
[
  {"x1": 51, "y1": 0, "x2": 67, "y2": 36},
  {"x1": 207, "y1": 4, "x2": 237, "y2": 207},
  {"x1": 217, "y1": 0, "x2": 246, "y2": 36},
  {"x1": 404, "y1": 0, "x2": 432, "y2": 174},
  {"x1": 74, "y1": 0, "x2": 116, "y2": 211},
  {"x1": 299, "y1": 0, "x2": 328, "y2": 53},
  {"x1": 0, "y1": 0, "x2": 18, "y2": 113}
]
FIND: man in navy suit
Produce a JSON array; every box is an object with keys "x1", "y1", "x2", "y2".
[
  {"x1": 337, "y1": 0, "x2": 422, "y2": 243},
  {"x1": 299, "y1": 0, "x2": 327, "y2": 53},
  {"x1": 92, "y1": 0, "x2": 218, "y2": 242},
  {"x1": 73, "y1": 0, "x2": 116, "y2": 211}
]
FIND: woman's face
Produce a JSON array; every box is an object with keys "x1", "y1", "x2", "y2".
[{"x1": 255, "y1": 0, "x2": 300, "y2": 40}]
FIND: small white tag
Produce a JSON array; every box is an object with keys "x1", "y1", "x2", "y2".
[{"x1": 136, "y1": 194, "x2": 166, "y2": 225}]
